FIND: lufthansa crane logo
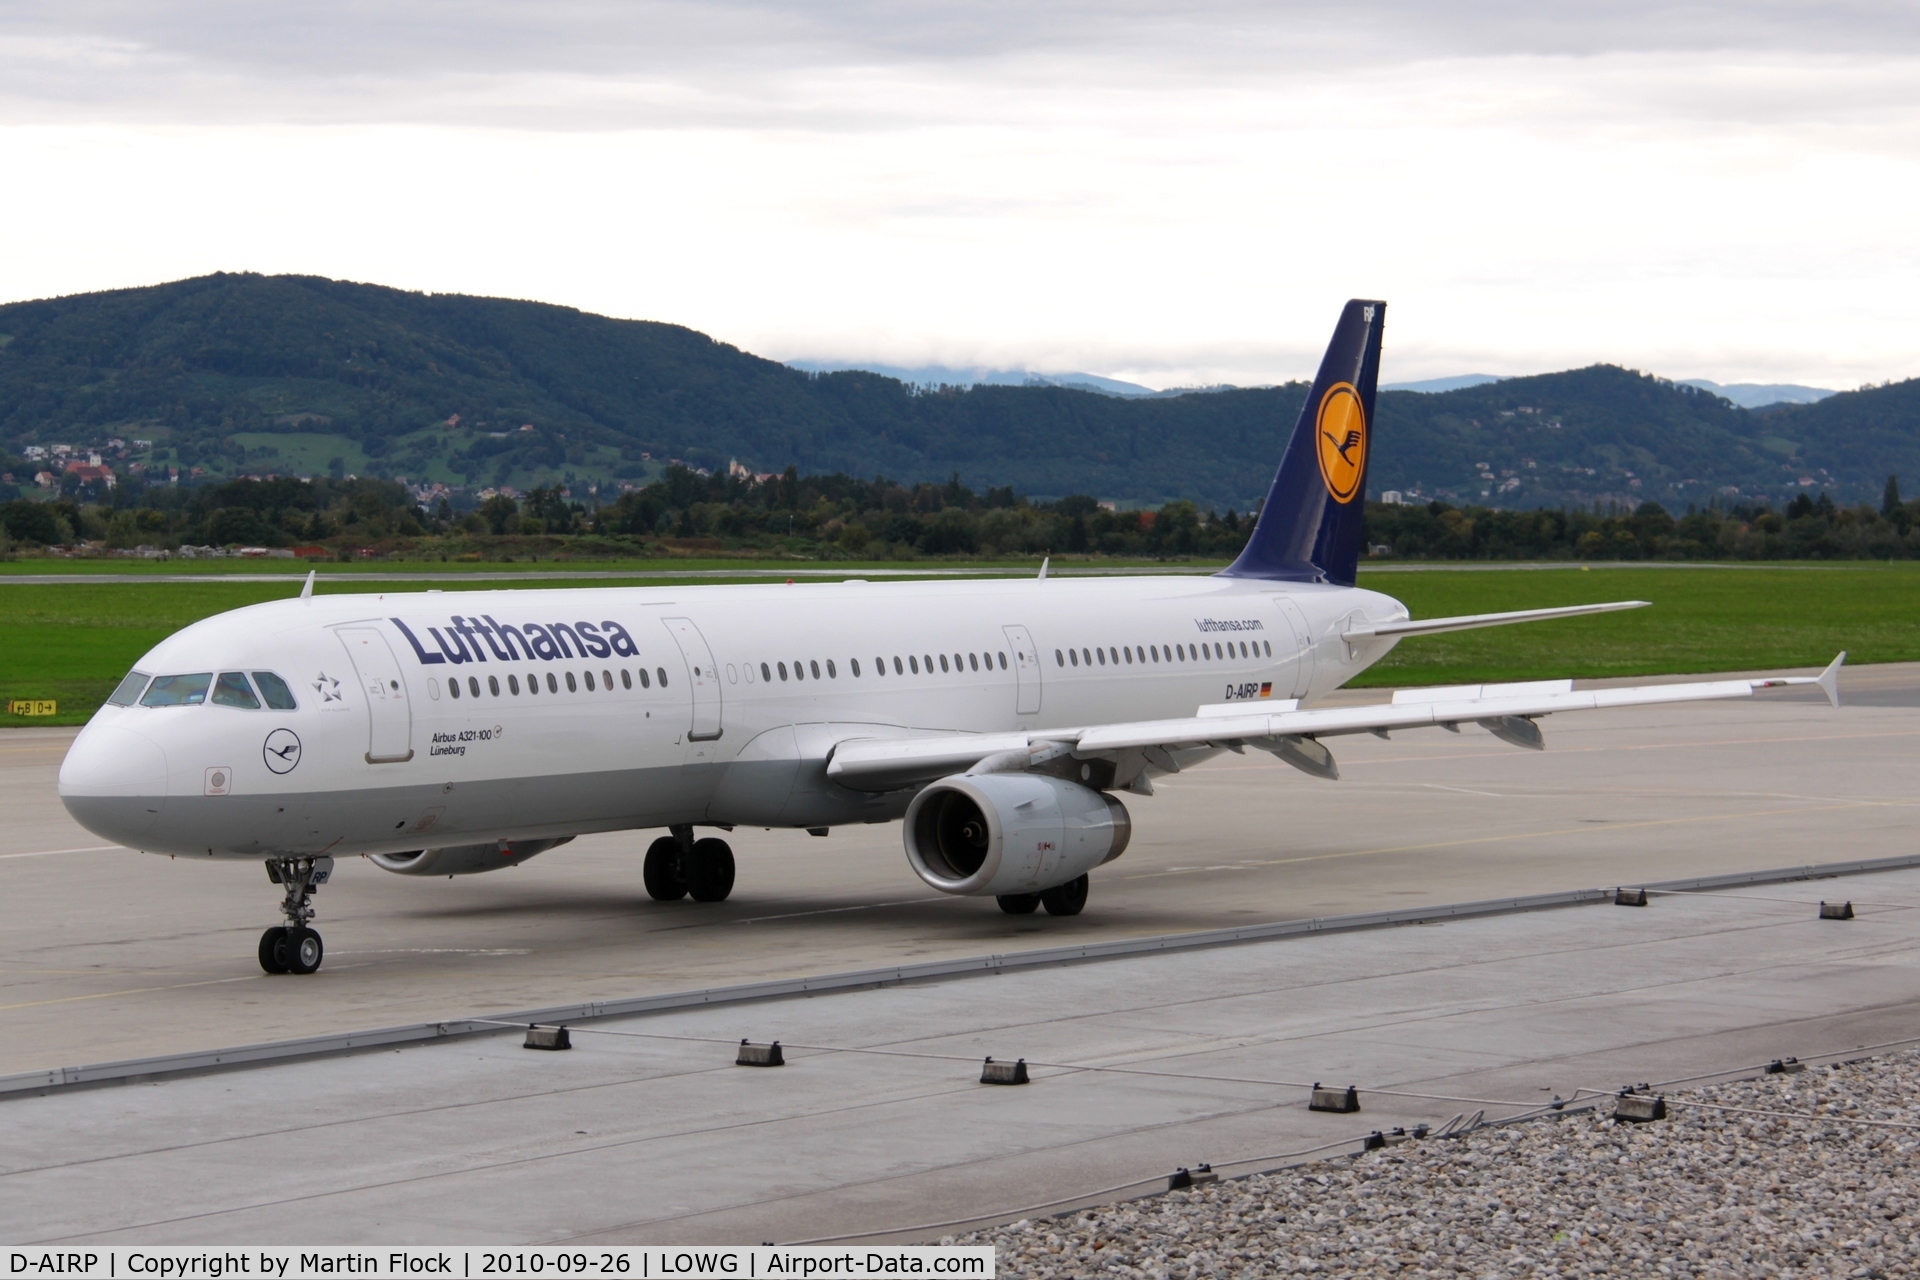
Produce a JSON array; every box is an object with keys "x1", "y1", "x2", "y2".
[
  {"x1": 1314, "y1": 381, "x2": 1367, "y2": 504},
  {"x1": 263, "y1": 728, "x2": 302, "y2": 774}
]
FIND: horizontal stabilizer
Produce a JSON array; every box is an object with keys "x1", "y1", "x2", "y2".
[{"x1": 1346, "y1": 600, "x2": 1648, "y2": 642}]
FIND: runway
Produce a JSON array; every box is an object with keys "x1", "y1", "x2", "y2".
[{"x1": 2, "y1": 662, "x2": 1914, "y2": 1079}]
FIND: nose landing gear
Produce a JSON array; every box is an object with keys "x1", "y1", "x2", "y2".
[{"x1": 259, "y1": 855, "x2": 333, "y2": 975}]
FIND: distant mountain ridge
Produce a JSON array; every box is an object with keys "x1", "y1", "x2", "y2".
[
  {"x1": 0, "y1": 273, "x2": 1912, "y2": 511},
  {"x1": 787, "y1": 361, "x2": 1188, "y2": 398}
]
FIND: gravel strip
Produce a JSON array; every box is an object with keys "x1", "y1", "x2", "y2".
[{"x1": 957, "y1": 1050, "x2": 1920, "y2": 1277}]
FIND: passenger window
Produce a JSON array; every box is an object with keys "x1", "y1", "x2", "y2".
[
  {"x1": 527, "y1": 672, "x2": 539, "y2": 695},
  {"x1": 1123, "y1": 648, "x2": 1132, "y2": 664},
  {"x1": 826, "y1": 659, "x2": 837, "y2": 678},
  {"x1": 1150, "y1": 646, "x2": 1159, "y2": 662},
  {"x1": 851, "y1": 659, "x2": 861, "y2": 677},
  {"x1": 449, "y1": 678, "x2": 462, "y2": 700},
  {"x1": 212, "y1": 672, "x2": 260, "y2": 709},
  {"x1": 603, "y1": 670, "x2": 613, "y2": 690},
  {"x1": 778, "y1": 662, "x2": 788, "y2": 681},
  {"x1": 968, "y1": 653, "x2": 979, "y2": 671},
  {"x1": 547, "y1": 673, "x2": 558, "y2": 693},
  {"x1": 894, "y1": 656, "x2": 904, "y2": 675},
  {"x1": 469, "y1": 676, "x2": 481, "y2": 697},
  {"x1": 1096, "y1": 649, "x2": 1105, "y2": 666},
  {"x1": 874, "y1": 657, "x2": 885, "y2": 676},
  {"x1": 761, "y1": 662, "x2": 772, "y2": 682},
  {"x1": 141, "y1": 673, "x2": 212, "y2": 707},
  {"x1": 107, "y1": 670, "x2": 151, "y2": 707},
  {"x1": 811, "y1": 659, "x2": 822, "y2": 679},
  {"x1": 939, "y1": 654, "x2": 949, "y2": 672},
  {"x1": 509, "y1": 674, "x2": 520, "y2": 694},
  {"x1": 1069, "y1": 650, "x2": 1078, "y2": 667},
  {"x1": 910, "y1": 656, "x2": 920, "y2": 673},
  {"x1": 923, "y1": 654, "x2": 933, "y2": 672},
  {"x1": 565, "y1": 672, "x2": 577, "y2": 692},
  {"x1": 1056, "y1": 649, "x2": 1065, "y2": 667},
  {"x1": 998, "y1": 652, "x2": 1008, "y2": 669},
  {"x1": 1264, "y1": 640, "x2": 1272, "y2": 656},
  {"x1": 254, "y1": 671, "x2": 298, "y2": 709},
  {"x1": 488, "y1": 675, "x2": 501, "y2": 696},
  {"x1": 657, "y1": 667, "x2": 669, "y2": 687},
  {"x1": 640, "y1": 668, "x2": 651, "y2": 688},
  {"x1": 621, "y1": 669, "x2": 632, "y2": 690},
  {"x1": 584, "y1": 671, "x2": 595, "y2": 691}
]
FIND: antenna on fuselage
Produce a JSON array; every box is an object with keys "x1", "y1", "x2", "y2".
[
  {"x1": 300, "y1": 569, "x2": 315, "y2": 601},
  {"x1": 1038, "y1": 557, "x2": 1049, "y2": 581}
]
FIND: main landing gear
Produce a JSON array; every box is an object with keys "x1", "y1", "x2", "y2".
[
  {"x1": 259, "y1": 855, "x2": 334, "y2": 975},
  {"x1": 644, "y1": 824, "x2": 735, "y2": 903},
  {"x1": 997, "y1": 874, "x2": 1089, "y2": 918}
]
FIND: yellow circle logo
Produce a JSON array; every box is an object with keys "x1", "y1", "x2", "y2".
[{"x1": 1314, "y1": 382, "x2": 1367, "y2": 504}]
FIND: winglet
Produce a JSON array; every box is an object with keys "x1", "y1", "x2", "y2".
[
  {"x1": 300, "y1": 570, "x2": 315, "y2": 601},
  {"x1": 1816, "y1": 651, "x2": 1845, "y2": 708},
  {"x1": 1038, "y1": 557, "x2": 1049, "y2": 581}
]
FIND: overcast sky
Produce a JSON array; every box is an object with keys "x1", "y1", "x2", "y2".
[{"x1": 1, "y1": 1, "x2": 1916, "y2": 388}]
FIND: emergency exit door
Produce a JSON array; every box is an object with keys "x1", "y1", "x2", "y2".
[
  {"x1": 662, "y1": 617, "x2": 723, "y2": 740},
  {"x1": 1002, "y1": 624, "x2": 1042, "y2": 715}
]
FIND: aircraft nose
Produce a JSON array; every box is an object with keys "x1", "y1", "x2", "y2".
[{"x1": 60, "y1": 725, "x2": 169, "y2": 846}]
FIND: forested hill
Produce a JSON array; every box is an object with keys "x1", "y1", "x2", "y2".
[{"x1": 0, "y1": 273, "x2": 1912, "y2": 510}]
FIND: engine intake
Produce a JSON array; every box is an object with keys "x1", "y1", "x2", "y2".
[
  {"x1": 369, "y1": 836, "x2": 572, "y2": 877},
  {"x1": 904, "y1": 773, "x2": 1129, "y2": 896}
]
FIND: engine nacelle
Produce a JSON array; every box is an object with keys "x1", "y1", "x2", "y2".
[
  {"x1": 903, "y1": 772, "x2": 1130, "y2": 897},
  {"x1": 368, "y1": 836, "x2": 572, "y2": 877}
]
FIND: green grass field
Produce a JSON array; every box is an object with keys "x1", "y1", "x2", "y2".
[{"x1": 2, "y1": 562, "x2": 1914, "y2": 726}]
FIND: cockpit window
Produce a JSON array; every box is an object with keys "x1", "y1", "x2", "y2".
[
  {"x1": 107, "y1": 670, "x2": 151, "y2": 707},
  {"x1": 212, "y1": 672, "x2": 262, "y2": 709},
  {"x1": 252, "y1": 672, "x2": 297, "y2": 710},
  {"x1": 140, "y1": 674, "x2": 212, "y2": 707}
]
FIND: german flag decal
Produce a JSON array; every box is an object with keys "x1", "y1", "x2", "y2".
[{"x1": 1314, "y1": 382, "x2": 1367, "y2": 504}]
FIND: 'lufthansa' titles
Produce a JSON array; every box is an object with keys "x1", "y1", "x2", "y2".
[{"x1": 391, "y1": 615, "x2": 640, "y2": 666}]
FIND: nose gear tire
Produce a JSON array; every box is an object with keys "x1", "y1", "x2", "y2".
[
  {"x1": 1040, "y1": 874, "x2": 1089, "y2": 917},
  {"x1": 283, "y1": 926, "x2": 324, "y2": 974},
  {"x1": 258, "y1": 926, "x2": 290, "y2": 974},
  {"x1": 643, "y1": 836, "x2": 688, "y2": 900}
]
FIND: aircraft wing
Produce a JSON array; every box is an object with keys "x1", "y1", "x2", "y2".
[{"x1": 825, "y1": 653, "x2": 1844, "y2": 790}]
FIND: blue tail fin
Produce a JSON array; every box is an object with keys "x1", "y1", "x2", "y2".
[{"x1": 1220, "y1": 299, "x2": 1385, "y2": 586}]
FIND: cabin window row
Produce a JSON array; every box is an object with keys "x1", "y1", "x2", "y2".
[
  {"x1": 1055, "y1": 640, "x2": 1272, "y2": 668},
  {"x1": 432, "y1": 666, "x2": 670, "y2": 701},
  {"x1": 744, "y1": 651, "x2": 1011, "y2": 684}
]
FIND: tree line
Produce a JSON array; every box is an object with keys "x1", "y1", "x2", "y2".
[{"x1": 5, "y1": 466, "x2": 1920, "y2": 563}]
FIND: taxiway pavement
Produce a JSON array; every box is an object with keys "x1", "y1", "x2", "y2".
[{"x1": 1, "y1": 662, "x2": 1914, "y2": 1076}]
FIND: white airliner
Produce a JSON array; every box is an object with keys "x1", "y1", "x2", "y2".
[{"x1": 58, "y1": 301, "x2": 1842, "y2": 974}]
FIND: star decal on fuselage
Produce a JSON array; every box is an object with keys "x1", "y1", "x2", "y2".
[{"x1": 313, "y1": 672, "x2": 343, "y2": 702}]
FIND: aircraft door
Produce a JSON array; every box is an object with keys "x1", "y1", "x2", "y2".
[
  {"x1": 1270, "y1": 597, "x2": 1316, "y2": 699},
  {"x1": 1002, "y1": 624, "x2": 1042, "y2": 714},
  {"x1": 662, "y1": 617, "x2": 723, "y2": 741},
  {"x1": 336, "y1": 627, "x2": 414, "y2": 763}
]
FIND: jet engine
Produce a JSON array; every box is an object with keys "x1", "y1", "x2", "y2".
[
  {"x1": 903, "y1": 773, "x2": 1130, "y2": 896},
  {"x1": 368, "y1": 836, "x2": 572, "y2": 877}
]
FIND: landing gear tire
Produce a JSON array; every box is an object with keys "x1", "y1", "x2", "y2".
[
  {"x1": 283, "y1": 926, "x2": 324, "y2": 975},
  {"x1": 644, "y1": 836, "x2": 687, "y2": 901},
  {"x1": 687, "y1": 837, "x2": 736, "y2": 902},
  {"x1": 262, "y1": 856, "x2": 332, "y2": 974},
  {"x1": 996, "y1": 893, "x2": 1041, "y2": 915},
  {"x1": 258, "y1": 926, "x2": 290, "y2": 974},
  {"x1": 1040, "y1": 874, "x2": 1089, "y2": 917}
]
